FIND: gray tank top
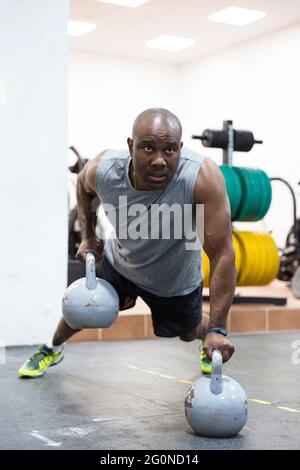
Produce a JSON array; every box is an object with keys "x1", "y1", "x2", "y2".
[{"x1": 95, "y1": 147, "x2": 207, "y2": 297}]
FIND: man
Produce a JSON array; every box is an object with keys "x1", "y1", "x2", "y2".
[{"x1": 18, "y1": 108, "x2": 235, "y2": 378}]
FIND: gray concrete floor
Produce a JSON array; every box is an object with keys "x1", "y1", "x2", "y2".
[{"x1": 0, "y1": 331, "x2": 300, "y2": 450}]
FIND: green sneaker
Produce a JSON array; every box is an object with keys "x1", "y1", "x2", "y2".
[
  {"x1": 199, "y1": 341, "x2": 212, "y2": 374},
  {"x1": 18, "y1": 344, "x2": 64, "y2": 378}
]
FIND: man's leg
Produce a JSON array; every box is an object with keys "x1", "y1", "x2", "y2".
[
  {"x1": 18, "y1": 256, "x2": 135, "y2": 378},
  {"x1": 179, "y1": 313, "x2": 212, "y2": 374},
  {"x1": 179, "y1": 312, "x2": 209, "y2": 342},
  {"x1": 18, "y1": 297, "x2": 132, "y2": 378},
  {"x1": 18, "y1": 318, "x2": 80, "y2": 378},
  {"x1": 52, "y1": 317, "x2": 80, "y2": 346}
]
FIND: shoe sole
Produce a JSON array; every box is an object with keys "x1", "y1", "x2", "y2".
[{"x1": 49, "y1": 355, "x2": 64, "y2": 367}]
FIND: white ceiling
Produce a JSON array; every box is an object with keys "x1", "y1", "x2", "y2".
[{"x1": 70, "y1": 0, "x2": 300, "y2": 64}]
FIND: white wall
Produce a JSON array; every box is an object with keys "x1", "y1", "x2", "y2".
[
  {"x1": 0, "y1": 0, "x2": 69, "y2": 346},
  {"x1": 70, "y1": 25, "x2": 300, "y2": 248},
  {"x1": 179, "y1": 24, "x2": 300, "y2": 247},
  {"x1": 69, "y1": 51, "x2": 180, "y2": 158}
]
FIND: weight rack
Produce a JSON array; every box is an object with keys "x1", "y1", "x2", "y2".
[{"x1": 192, "y1": 120, "x2": 287, "y2": 306}]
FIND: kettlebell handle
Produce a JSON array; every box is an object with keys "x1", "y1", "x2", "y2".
[
  {"x1": 210, "y1": 349, "x2": 223, "y2": 395},
  {"x1": 86, "y1": 251, "x2": 97, "y2": 290}
]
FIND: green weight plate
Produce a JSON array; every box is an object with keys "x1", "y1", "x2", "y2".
[
  {"x1": 234, "y1": 167, "x2": 255, "y2": 221},
  {"x1": 254, "y1": 170, "x2": 267, "y2": 221},
  {"x1": 220, "y1": 165, "x2": 242, "y2": 220},
  {"x1": 235, "y1": 167, "x2": 267, "y2": 221},
  {"x1": 259, "y1": 170, "x2": 272, "y2": 219},
  {"x1": 246, "y1": 169, "x2": 262, "y2": 221}
]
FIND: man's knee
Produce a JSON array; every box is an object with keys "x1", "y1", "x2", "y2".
[
  {"x1": 121, "y1": 296, "x2": 136, "y2": 310},
  {"x1": 179, "y1": 328, "x2": 197, "y2": 342}
]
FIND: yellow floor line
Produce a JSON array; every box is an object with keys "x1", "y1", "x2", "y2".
[
  {"x1": 127, "y1": 364, "x2": 180, "y2": 383},
  {"x1": 249, "y1": 399, "x2": 300, "y2": 413},
  {"x1": 276, "y1": 406, "x2": 300, "y2": 413},
  {"x1": 158, "y1": 374, "x2": 177, "y2": 380},
  {"x1": 249, "y1": 399, "x2": 271, "y2": 405},
  {"x1": 127, "y1": 365, "x2": 300, "y2": 414},
  {"x1": 140, "y1": 369, "x2": 156, "y2": 375}
]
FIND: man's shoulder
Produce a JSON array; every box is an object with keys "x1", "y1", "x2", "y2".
[
  {"x1": 193, "y1": 156, "x2": 226, "y2": 203},
  {"x1": 95, "y1": 148, "x2": 129, "y2": 176},
  {"x1": 95, "y1": 149, "x2": 130, "y2": 190},
  {"x1": 101, "y1": 148, "x2": 130, "y2": 161}
]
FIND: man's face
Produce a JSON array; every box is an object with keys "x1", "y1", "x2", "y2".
[{"x1": 127, "y1": 115, "x2": 183, "y2": 190}]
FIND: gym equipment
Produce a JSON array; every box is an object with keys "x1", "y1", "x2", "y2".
[
  {"x1": 68, "y1": 146, "x2": 88, "y2": 174},
  {"x1": 279, "y1": 218, "x2": 300, "y2": 281},
  {"x1": 202, "y1": 231, "x2": 279, "y2": 288},
  {"x1": 291, "y1": 266, "x2": 300, "y2": 298},
  {"x1": 185, "y1": 349, "x2": 247, "y2": 437},
  {"x1": 201, "y1": 250, "x2": 209, "y2": 288},
  {"x1": 192, "y1": 120, "x2": 262, "y2": 166},
  {"x1": 234, "y1": 231, "x2": 280, "y2": 286},
  {"x1": 202, "y1": 232, "x2": 241, "y2": 287},
  {"x1": 193, "y1": 121, "x2": 270, "y2": 222},
  {"x1": 63, "y1": 252, "x2": 119, "y2": 329},
  {"x1": 194, "y1": 120, "x2": 287, "y2": 305},
  {"x1": 233, "y1": 167, "x2": 272, "y2": 221},
  {"x1": 219, "y1": 165, "x2": 242, "y2": 220},
  {"x1": 272, "y1": 178, "x2": 300, "y2": 285},
  {"x1": 194, "y1": 129, "x2": 262, "y2": 152},
  {"x1": 219, "y1": 166, "x2": 272, "y2": 221},
  {"x1": 272, "y1": 177, "x2": 300, "y2": 298}
]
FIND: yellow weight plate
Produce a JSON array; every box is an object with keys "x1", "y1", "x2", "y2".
[
  {"x1": 232, "y1": 232, "x2": 242, "y2": 278},
  {"x1": 234, "y1": 232, "x2": 251, "y2": 286},
  {"x1": 264, "y1": 234, "x2": 280, "y2": 282},
  {"x1": 251, "y1": 232, "x2": 268, "y2": 285},
  {"x1": 247, "y1": 232, "x2": 263, "y2": 285},
  {"x1": 201, "y1": 231, "x2": 279, "y2": 287},
  {"x1": 237, "y1": 231, "x2": 279, "y2": 286},
  {"x1": 201, "y1": 249, "x2": 210, "y2": 287},
  {"x1": 255, "y1": 233, "x2": 270, "y2": 285}
]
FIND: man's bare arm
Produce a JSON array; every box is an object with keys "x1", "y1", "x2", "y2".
[
  {"x1": 76, "y1": 151, "x2": 106, "y2": 262},
  {"x1": 194, "y1": 158, "x2": 236, "y2": 361}
]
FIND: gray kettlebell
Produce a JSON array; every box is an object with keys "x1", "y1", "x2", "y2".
[
  {"x1": 185, "y1": 349, "x2": 247, "y2": 437},
  {"x1": 62, "y1": 252, "x2": 119, "y2": 329}
]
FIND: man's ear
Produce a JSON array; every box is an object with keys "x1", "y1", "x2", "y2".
[{"x1": 127, "y1": 137, "x2": 133, "y2": 155}]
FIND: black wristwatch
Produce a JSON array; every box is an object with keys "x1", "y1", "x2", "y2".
[{"x1": 206, "y1": 327, "x2": 228, "y2": 337}]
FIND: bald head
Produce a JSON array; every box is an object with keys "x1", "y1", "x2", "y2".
[
  {"x1": 132, "y1": 108, "x2": 182, "y2": 140},
  {"x1": 127, "y1": 108, "x2": 183, "y2": 191}
]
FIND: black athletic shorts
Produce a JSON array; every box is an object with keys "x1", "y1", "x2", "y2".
[{"x1": 96, "y1": 256, "x2": 203, "y2": 338}]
